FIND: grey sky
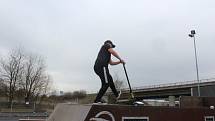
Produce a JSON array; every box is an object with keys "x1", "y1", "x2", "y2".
[{"x1": 0, "y1": 0, "x2": 215, "y2": 93}]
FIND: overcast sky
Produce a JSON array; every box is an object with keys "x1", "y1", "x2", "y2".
[{"x1": 0, "y1": 0, "x2": 215, "y2": 93}]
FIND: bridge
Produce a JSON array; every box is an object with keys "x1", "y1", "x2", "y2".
[{"x1": 117, "y1": 78, "x2": 215, "y2": 101}]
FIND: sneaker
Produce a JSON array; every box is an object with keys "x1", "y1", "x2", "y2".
[
  {"x1": 101, "y1": 97, "x2": 108, "y2": 103},
  {"x1": 93, "y1": 102, "x2": 102, "y2": 105},
  {"x1": 93, "y1": 102, "x2": 107, "y2": 105},
  {"x1": 116, "y1": 90, "x2": 122, "y2": 100}
]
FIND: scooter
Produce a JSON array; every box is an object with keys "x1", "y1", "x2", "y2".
[{"x1": 123, "y1": 64, "x2": 144, "y2": 106}]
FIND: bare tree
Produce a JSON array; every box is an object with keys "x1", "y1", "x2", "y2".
[
  {"x1": 0, "y1": 78, "x2": 7, "y2": 97},
  {"x1": 0, "y1": 48, "x2": 52, "y2": 108},
  {"x1": 20, "y1": 54, "x2": 50, "y2": 103},
  {"x1": 112, "y1": 73, "x2": 125, "y2": 90},
  {"x1": 114, "y1": 80, "x2": 125, "y2": 90},
  {"x1": 0, "y1": 49, "x2": 24, "y2": 105}
]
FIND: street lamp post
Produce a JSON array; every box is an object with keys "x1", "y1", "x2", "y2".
[{"x1": 189, "y1": 30, "x2": 201, "y2": 97}]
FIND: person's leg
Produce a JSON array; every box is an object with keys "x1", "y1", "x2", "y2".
[
  {"x1": 94, "y1": 83, "x2": 108, "y2": 103},
  {"x1": 94, "y1": 66, "x2": 109, "y2": 103},
  {"x1": 105, "y1": 67, "x2": 119, "y2": 97}
]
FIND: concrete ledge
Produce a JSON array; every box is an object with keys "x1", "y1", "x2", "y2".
[{"x1": 180, "y1": 96, "x2": 215, "y2": 108}]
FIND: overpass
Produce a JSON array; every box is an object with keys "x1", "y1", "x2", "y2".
[{"x1": 117, "y1": 78, "x2": 215, "y2": 100}]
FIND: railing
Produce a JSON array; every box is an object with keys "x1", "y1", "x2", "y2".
[{"x1": 122, "y1": 78, "x2": 215, "y2": 91}]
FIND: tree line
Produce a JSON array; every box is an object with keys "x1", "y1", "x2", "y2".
[{"x1": 0, "y1": 48, "x2": 51, "y2": 107}]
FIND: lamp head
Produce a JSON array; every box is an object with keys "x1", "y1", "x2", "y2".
[
  {"x1": 191, "y1": 30, "x2": 196, "y2": 34},
  {"x1": 189, "y1": 34, "x2": 194, "y2": 37}
]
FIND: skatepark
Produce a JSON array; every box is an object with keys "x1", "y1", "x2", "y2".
[{"x1": 1, "y1": 0, "x2": 215, "y2": 121}]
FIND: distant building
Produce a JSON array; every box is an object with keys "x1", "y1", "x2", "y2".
[
  {"x1": 49, "y1": 90, "x2": 64, "y2": 96},
  {"x1": 60, "y1": 91, "x2": 64, "y2": 96}
]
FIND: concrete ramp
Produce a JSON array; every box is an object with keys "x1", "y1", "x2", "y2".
[{"x1": 47, "y1": 103, "x2": 92, "y2": 121}]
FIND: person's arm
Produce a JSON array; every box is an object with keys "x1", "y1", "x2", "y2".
[
  {"x1": 108, "y1": 48, "x2": 125, "y2": 64},
  {"x1": 109, "y1": 59, "x2": 121, "y2": 65},
  {"x1": 108, "y1": 48, "x2": 122, "y2": 60}
]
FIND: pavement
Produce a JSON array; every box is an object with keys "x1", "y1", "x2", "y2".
[{"x1": 0, "y1": 112, "x2": 48, "y2": 121}]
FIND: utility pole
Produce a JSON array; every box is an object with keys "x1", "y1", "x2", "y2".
[{"x1": 189, "y1": 30, "x2": 201, "y2": 96}]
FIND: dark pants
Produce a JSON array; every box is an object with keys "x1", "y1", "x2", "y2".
[{"x1": 94, "y1": 65, "x2": 119, "y2": 103}]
